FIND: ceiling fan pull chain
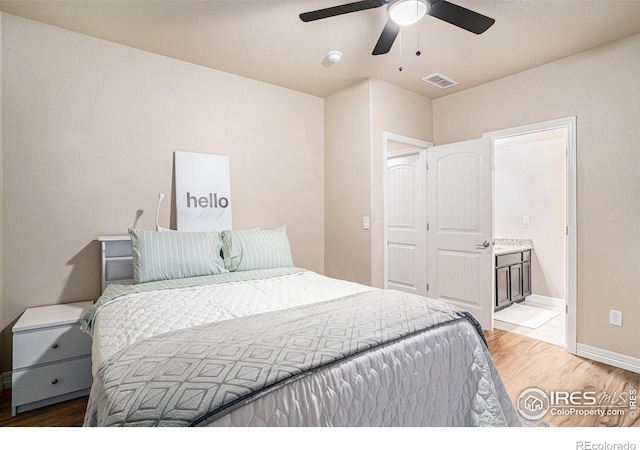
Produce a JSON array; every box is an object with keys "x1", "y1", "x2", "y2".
[
  {"x1": 416, "y1": 8, "x2": 422, "y2": 57},
  {"x1": 398, "y1": 28, "x2": 403, "y2": 71}
]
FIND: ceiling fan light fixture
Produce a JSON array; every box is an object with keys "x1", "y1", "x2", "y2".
[{"x1": 388, "y1": 0, "x2": 428, "y2": 26}]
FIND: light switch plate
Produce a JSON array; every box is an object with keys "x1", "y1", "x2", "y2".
[{"x1": 362, "y1": 216, "x2": 370, "y2": 230}]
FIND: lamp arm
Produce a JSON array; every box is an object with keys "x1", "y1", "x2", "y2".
[{"x1": 155, "y1": 193, "x2": 165, "y2": 231}]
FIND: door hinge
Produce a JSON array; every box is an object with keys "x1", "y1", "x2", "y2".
[
  {"x1": 566, "y1": 304, "x2": 569, "y2": 314},
  {"x1": 566, "y1": 226, "x2": 569, "y2": 236},
  {"x1": 427, "y1": 283, "x2": 430, "y2": 292},
  {"x1": 427, "y1": 223, "x2": 430, "y2": 231},
  {"x1": 426, "y1": 163, "x2": 429, "y2": 171}
]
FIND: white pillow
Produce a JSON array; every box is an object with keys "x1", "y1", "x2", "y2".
[
  {"x1": 129, "y1": 228, "x2": 227, "y2": 283},
  {"x1": 222, "y1": 226, "x2": 294, "y2": 272}
]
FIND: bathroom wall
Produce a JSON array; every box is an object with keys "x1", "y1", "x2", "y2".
[{"x1": 494, "y1": 129, "x2": 566, "y2": 301}]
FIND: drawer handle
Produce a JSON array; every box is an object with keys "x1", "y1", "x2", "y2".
[
  {"x1": 51, "y1": 378, "x2": 58, "y2": 385},
  {"x1": 51, "y1": 343, "x2": 59, "y2": 349}
]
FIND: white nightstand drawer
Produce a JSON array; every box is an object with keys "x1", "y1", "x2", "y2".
[
  {"x1": 13, "y1": 324, "x2": 91, "y2": 370},
  {"x1": 12, "y1": 356, "x2": 92, "y2": 407}
]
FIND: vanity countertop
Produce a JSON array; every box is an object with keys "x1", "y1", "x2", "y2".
[{"x1": 493, "y1": 238, "x2": 533, "y2": 256}]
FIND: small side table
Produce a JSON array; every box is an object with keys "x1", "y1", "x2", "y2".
[{"x1": 12, "y1": 301, "x2": 93, "y2": 416}]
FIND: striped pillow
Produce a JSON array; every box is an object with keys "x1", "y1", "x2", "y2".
[
  {"x1": 222, "y1": 226, "x2": 294, "y2": 272},
  {"x1": 129, "y1": 228, "x2": 228, "y2": 284}
]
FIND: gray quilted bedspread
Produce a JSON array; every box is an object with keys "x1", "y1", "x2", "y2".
[{"x1": 84, "y1": 289, "x2": 497, "y2": 427}]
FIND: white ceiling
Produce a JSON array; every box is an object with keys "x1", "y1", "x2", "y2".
[{"x1": 1, "y1": 0, "x2": 639, "y2": 99}]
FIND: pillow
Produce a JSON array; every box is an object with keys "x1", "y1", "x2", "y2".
[
  {"x1": 222, "y1": 226, "x2": 294, "y2": 272},
  {"x1": 128, "y1": 228, "x2": 228, "y2": 283}
]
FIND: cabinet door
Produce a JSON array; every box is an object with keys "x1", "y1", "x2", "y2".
[
  {"x1": 510, "y1": 264, "x2": 524, "y2": 302},
  {"x1": 522, "y1": 260, "x2": 531, "y2": 297},
  {"x1": 495, "y1": 267, "x2": 510, "y2": 309}
]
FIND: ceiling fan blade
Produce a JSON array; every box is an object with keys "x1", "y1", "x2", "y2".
[
  {"x1": 428, "y1": 0, "x2": 495, "y2": 34},
  {"x1": 300, "y1": 0, "x2": 386, "y2": 22},
  {"x1": 372, "y1": 20, "x2": 400, "y2": 55}
]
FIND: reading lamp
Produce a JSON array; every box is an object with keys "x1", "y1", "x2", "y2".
[{"x1": 155, "y1": 193, "x2": 171, "y2": 231}]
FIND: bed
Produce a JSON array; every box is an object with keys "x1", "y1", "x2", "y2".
[{"x1": 81, "y1": 227, "x2": 521, "y2": 427}]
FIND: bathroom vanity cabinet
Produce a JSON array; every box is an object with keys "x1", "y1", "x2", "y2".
[{"x1": 495, "y1": 248, "x2": 531, "y2": 311}]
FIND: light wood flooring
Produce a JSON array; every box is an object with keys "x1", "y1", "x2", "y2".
[
  {"x1": 0, "y1": 329, "x2": 638, "y2": 427},
  {"x1": 486, "y1": 329, "x2": 639, "y2": 427}
]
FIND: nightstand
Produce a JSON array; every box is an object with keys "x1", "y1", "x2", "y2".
[{"x1": 11, "y1": 301, "x2": 93, "y2": 416}]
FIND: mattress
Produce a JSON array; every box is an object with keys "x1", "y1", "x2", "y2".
[{"x1": 82, "y1": 268, "x2": 521, "y2": 427}]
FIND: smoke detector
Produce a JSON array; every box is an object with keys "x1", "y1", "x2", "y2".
[
  {"x1": 422, "y1": 73, "x2": 458, "y2": 89},
  {"x1": 326, "y1": 51, "x2": 343, "y2": 63}
]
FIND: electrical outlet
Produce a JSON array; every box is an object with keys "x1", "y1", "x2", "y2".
[
  {"x1": 523, "y1": 215, "x2": 530, "y2": 225},
  {"x1": 609, "y1": 309, "x2": 623, "y2": 327}
]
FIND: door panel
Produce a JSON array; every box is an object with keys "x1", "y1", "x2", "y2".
[
  {"x1": 388, "y1": 165, "x2": 416, "y2": 227},
  {"x1": 437, "y1": 250, "x2": 483, "y2": 305},
  {"x1": 388, "y1": 245, "x2": 416, "y2": 289},
  {"x1": 427, "y1": 138, "x2": 493, "y2": 330},
  {"x1": 386, "y1": 151, "x2": 427, "y2": 295},
  {"x1": 437, "y1": 153, "x2": 481, "y2": 231}
]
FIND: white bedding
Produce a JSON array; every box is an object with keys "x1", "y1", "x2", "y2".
[
  {"x1": 91, "y1": 270, "x2": 374, "y2": 377},
  {"x1": 87, "y1": 270, "x2": 521, "y2": 427}
]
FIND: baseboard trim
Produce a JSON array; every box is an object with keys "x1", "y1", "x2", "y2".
[
  {"x1": 577, "y1": 343, "x2": 640, "y2": 374},
  {"x1": 525, "y1": 294, "x2": 565, "y2": 308}
]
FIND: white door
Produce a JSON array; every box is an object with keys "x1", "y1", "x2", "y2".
[
  {"x1": 386, "y1": 150, "x2": 427, "y2": 296},
  {"x1": 427, "y1": 138, "x2": 493, "y2": 330}
]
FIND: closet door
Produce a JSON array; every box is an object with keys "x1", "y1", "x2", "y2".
[{"x1": 386, "y1": 150, "x2": 427, "y2": 296}]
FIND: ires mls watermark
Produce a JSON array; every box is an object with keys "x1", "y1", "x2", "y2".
[{"x1": 517, "y1": 387, "x2": 637, "y2": 420}]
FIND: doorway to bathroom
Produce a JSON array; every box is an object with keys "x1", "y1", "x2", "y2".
[{"x1": 485, "y1": 118, "x2": 577, "y2": 353}]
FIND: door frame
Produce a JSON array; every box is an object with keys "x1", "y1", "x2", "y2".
[
  {"x1": 382, "y1": 132, "x2": 431, "y2": 290},
  {"x1": 483, "y1": 117, "x2": 577, "y2": 354}
]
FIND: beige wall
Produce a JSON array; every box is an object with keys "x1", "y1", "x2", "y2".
[
  {"x1": 494, "y1": 133, "x2": 566, "y2": 300},
  {"x1": 324, "y1": 80, "x2": 372, "y2": 285},
  {"x1": 1, "y1": 14, "x2": 325, "y2": 374},
  {"x1": 324, "y1": 79, "x2": 433, "y2": 287},
  {"x1": 434, "y1": 34, "x2": 640, "y2": 358}
]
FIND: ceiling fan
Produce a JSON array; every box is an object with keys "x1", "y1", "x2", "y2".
[{"x1": 299, "y1": 0, "x2": 495, "y2": 56}]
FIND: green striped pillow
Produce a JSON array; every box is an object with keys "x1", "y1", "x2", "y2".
[
  {"x1": 129, "y1": 228, "x2": 228, "y2": 284},
  {"x1": 222, "y1": 226, "x2": 294, "y2": 272}
]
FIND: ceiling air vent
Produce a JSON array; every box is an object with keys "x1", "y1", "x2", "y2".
[{"x1": 422, "y1": 73, "x2": 458, "y2": 89}]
